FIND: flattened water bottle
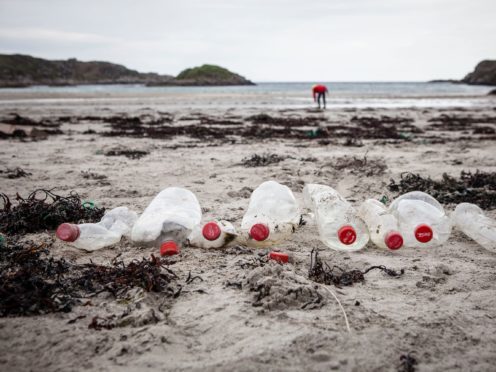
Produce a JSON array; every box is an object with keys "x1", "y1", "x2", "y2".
[
  {"x1": 56, "y1": 206, "x2": 138, "y2": 251},
  {"x1": 452, "y1": 203, "x2": 496, "y2": 252},
  {"x1": 188, "y1": 220, "x2": 237, "y2": 249},
  {"x1": 388, "y1": 191, "x2": 451, "y2": 248},
  {"x1": 358, "y1": 199, "x2": 403, "y2": 250},
  {"x1": 131, "y1": 187, "x2": 202, "y2": 256},
  {"x1": 303, "y1": 184, "x2": 369, "y2": 251},
  {"x1": 241, "y1": 180, "x2": 300, "y2": 247}
]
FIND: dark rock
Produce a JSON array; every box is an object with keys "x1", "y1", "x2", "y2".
[
  {"x1": 488, "y1": 89, "x2": 496, "y2": 95},
  {"x1": 462, "y1": 60, "x2": 496, "y2": 86},
  {"x1": 428, "y1": 79, "x2": 461, "y2": 84}
]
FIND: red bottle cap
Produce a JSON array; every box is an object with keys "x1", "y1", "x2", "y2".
[
  {"x1": 385, "y1": 231, "x2": 403, "y2": 250},
  {"x1": 338, "y1": 225, "x2": 356, "y2": 245},
  {"x1": 415, "y1": 224, "x2": 433, "y2": 243},
  {"x1": 250, "y1": 223, "x2": 270, "y2": 241},
  {"x1": 202, "y1": 222, "x2": 221, "y2": 241},
  {"x1": 160, "y1": 241, "x2": 179, "y2": 256},
  {"x1": 56, "y1": 223, "x2": 80, "y2": 242},
  {"x1": 268, "y1": 251, "x2": 289, "y2": 264}
]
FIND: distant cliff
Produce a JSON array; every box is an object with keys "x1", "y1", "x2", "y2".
[
  {"x1": 0, "y1": 54, "x2": 173, "y2": 87},
  {"x1": 0, "y1": 55, "x2": 254, "y2": 87},
  {"x1": 461, "y1": 60, "x2": 496, "y2": 86},
  {"x1": 149, "y1": 64, "x2": 254, "y2": 86}
]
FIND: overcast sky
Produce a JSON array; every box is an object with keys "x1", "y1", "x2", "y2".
[{"x1": 0, "y1": 0, "x2": 495, "y2": 81}]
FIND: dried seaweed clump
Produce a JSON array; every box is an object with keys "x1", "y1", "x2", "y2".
[
  {"x1": 105, "y1": 148, "x2": 149, "y2": 159},
  {"x1": 74, "y1": 255, "x2": 180, "y2": 297},
  {"x1": 388, "y1": 171, "x2": 496, "y2": 209},
  {"x1": 0, "y1": 167, "x2": 31, "y2": 179},
  {"x1": 0, "y1": 238, "x2": 179, "y2": 317},
  {"x1": 241, "y1": 153, "x2": 288, "y2": 167},
  {"x1": 331, "y1": 154, "x2": 387, "y2": 176},
  {"x1": 247, "y1": 113, "x2": 322, "y2": 127},
  {"x1": 399, "y1": 353, "x2": 418, "y2": 372},
  {"x1": 308, "y1": 249, "x2": 403, "y2": 287},
  {"x1": 0, "y1": 239, "x2": 75, "y2": 316},
  {"x1": 0, "y1": 189, "x2": 105, "y2": 235}
]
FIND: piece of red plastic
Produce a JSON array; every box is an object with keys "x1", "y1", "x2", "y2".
[
  {"x1": 202, "y1": 222, "x2": 222, "y2": 241},
  {"x1": 268, "y1": 251, "x2": 289, "y2": 264},
  {"x1": 160, "y1": 241, "x2": 179, "y2": 256},
  {"x1": 250, "y1": 223, "x2": 270, "y2": 241},
  {"x1": 338, "y1": 225, "x2": 356, "y2": 245}
]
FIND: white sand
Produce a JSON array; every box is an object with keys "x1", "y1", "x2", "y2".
[{"x1": 1, "y1": 98, "x2": 496, "y2": 371}]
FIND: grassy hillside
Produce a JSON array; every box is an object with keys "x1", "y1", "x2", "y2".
[
  {"x1": 173, "y1": 64, "x2": 254, "y2": 86},
  {"x1": 0, "y1": 54, "x2": 172, "y2": 87}
]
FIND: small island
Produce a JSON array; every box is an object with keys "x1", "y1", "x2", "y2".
[
  {"x1": 156, "y1": 64, "x2": 254, "y2": 86},
  {"x1": 0, "y1": 54, "x2": 254, "y2": 87},
  {"x1": 149, "y1": 64, "x2": 254, "y2": 86}
]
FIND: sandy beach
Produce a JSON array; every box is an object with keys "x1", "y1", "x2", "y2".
[{"x1": 1, "y1": 90, "x2": 496, "y2": 371}]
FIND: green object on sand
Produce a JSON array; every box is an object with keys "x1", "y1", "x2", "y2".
[
  {"x1": 379, "y1": 195, "x2": 389, "y2": 205},
  {"x1": 82, "y1": 200, "x2": 96, "y2": 210},
  {"x1": 306, "y1": 128, "x2": 322, "y2": 138}
]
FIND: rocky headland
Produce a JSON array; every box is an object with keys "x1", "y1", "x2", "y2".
[{"x1": 0, "y1": 54, "x2": 253, "y2": 87}]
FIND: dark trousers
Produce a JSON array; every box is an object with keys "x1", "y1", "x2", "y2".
[{"x1": 317, "y1": 92, "x2": 326, "y2": 108}]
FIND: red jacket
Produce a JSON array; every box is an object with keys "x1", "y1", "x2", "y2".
[{"x1": 312, "y1": 85, "x2": 328, "y2": 100}]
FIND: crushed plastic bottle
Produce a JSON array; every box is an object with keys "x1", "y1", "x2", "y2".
[
  {"x1": 56, "y1": 206, "x2": 138, "y2": 251},
  {"x1": 131, "y1": 187, "x2": 202, "y2": 255},
  {"x1": 389, "y1": 191, "x2": 451, "y2": 247},
  {"x1": 452, "y1": 203, "x2": 496, "y2": 252},
  {"x1": 358, "y1": 199, "x2": 403, "y2": 250},
  {"x1": 188, "y1": 220, "x2": 237, "y2": 249},
  {"x1": 241, "y1": 180, "x2": 300, "y2": 247},
  {"x1": 303, "y1": 184, "x2": 369, "y2": 251}
]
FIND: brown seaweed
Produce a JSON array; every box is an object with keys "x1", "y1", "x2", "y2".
[
  {"x1": 241, "y1": 153, "x2": 287, "y2": 167},
  {"x1": 388, "y1": 171, "x2": 496, "y2": 209},
  {"x1": 0, "y1": 189, "x2": 105, "y2": 235},
  {"x1": 0, "y1": 238, "x2": 179, "y2": 317},
  {"x1": 308, "y1": 249, "x2": 403, "y2": 287}
]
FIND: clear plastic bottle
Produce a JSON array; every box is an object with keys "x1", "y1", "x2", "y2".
[
  {"x1": 56, "y1": 206, "x2": 138, "y2": 251},
  {"x1": 303, "y1": 184, "x2": 369, "y2": 251},
  {"x1": 452, "y1": 203, "x2": 496, "y2": 252},
  {"x1": 358, "y1": 199, "x2": 403, "y2": 250},
  {"x1": 188, "y1": 220, "x2": 237, "y2": 249},
  {"x1": 241, "y1": 180, "x2": 300, "y2": 247},
  {"x1": 389, "y1": 191, "x2": 451, "y2": 248},
  {"x1": 131, "y1": 187, "x2": 202, "y2": 254}
]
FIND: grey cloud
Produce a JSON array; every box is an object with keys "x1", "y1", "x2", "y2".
[{"x1": 0, "y1": 0, "x2": 494, "y2": 80}]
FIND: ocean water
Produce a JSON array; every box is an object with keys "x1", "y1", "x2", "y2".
[{"x1": 0, "y1": 82, "x2": 494, "y2": 109}]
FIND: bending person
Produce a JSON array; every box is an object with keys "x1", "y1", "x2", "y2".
[{"x1": 312, "y1": 84, "x2": 329, "y2": 109}]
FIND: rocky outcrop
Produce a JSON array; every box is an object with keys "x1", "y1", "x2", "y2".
[
  {"x1": 461, "y1": 60, "x2": 496, "y2": 86},
  {"x1": 0, "y1": 54, "x2": 173, "y2": 87},
  {"x1": 150, "y1": 64, "x2": 254, "y2": 86}
]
